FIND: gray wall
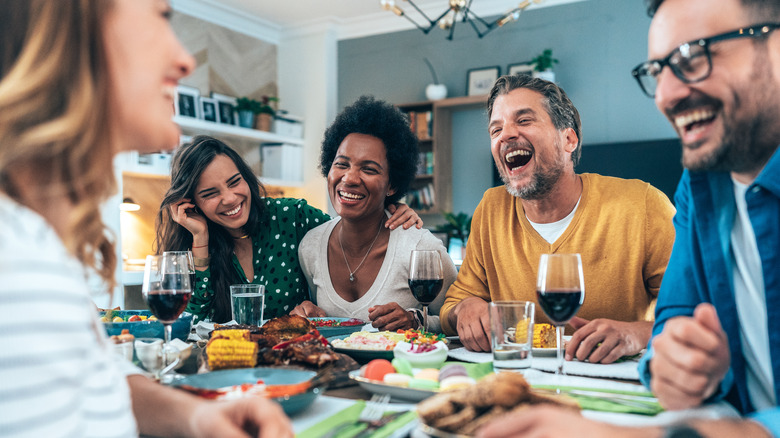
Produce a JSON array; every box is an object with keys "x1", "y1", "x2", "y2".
[{"x1": 338, "y1": 0, "x2": 677, "y2": 218}]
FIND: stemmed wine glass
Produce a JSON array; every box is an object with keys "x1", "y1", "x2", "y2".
[
  {"x1": 536, "y1": 253, "x2": 585, "y2": 378},
  {"x1": 408, "y1": 250, "x2": 443, "y2": 332},
  {"x1": 142, "y1": 253, "x2": 192, "y2": 383},
  {"x1": 163, "y1": 251, "x2": 195, "y2": 292}
]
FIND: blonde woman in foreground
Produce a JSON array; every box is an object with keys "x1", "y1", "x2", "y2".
[{"x1": 0, "y1": 1, "x2": 292, "y2": 437}]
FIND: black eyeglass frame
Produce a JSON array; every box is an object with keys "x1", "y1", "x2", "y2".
[{"x1": 631, "y1": 22, "x2": 780, "y2": 98}]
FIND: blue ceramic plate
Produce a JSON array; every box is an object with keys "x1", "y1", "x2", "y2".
[
  {"x1": 101, "y1": 310, "x2": 193, "y2": 341},
  {"x1": 327, "y1": 334, "x2": 395, "y2": 362},
  {"x1": 308, "y1": 317, "x2": 369, "y2": 337},
  {"x1": 172, "y1": 367, "x2": 320, "y2": 415}
]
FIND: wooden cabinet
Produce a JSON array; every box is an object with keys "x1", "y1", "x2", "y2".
[{"x1": 397, "y1": 94, "x2": 486, "y2": 215}]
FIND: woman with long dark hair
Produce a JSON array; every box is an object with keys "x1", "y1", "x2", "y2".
[{"x1": 156, "y1": 135, "x2": 422, "y2": 323}]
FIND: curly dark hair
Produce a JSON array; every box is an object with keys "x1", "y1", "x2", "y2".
[
  {"x1": 487, "y1": 74, "x2": 583, "y2": 166},
  {"x1": 154, "y1": 135, "x2": 267, "y2": 323},
  {"x1": 646, "y1": 0, "x2": 780, "y2": 18},
  {"x1": 319, "y1": 95, "x2": 419, "y2": 206}
]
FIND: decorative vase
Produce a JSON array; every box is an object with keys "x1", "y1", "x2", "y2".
[
  {"x1": 425, "y1": 83, "x2": 447, "y2": 101},
  {"x1": 256, "y1": 113, "x2": 273, "y2": 132},
  {"x1": 533, "y1": 69, "x2": 556, "y2": 83},
  {"x1": 238, "y1": 110, "x2": 255, "y2": 129}
]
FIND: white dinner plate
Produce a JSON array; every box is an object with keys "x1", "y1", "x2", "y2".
[{"x1": 349, "y1": 370, "x2": 437, "y2": 402}]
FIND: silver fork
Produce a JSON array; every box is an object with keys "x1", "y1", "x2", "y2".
[{"x1": 324, "y1": 393, "x2": 390, "y2": 438}]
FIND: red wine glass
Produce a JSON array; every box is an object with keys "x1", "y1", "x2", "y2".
[
  {"x1": 142, "y1": 254, "x2": 192, "y2": 383},
  {"x1": 536, "y1": 253, "x2": 585, "y2": 377},
  {"x1": 408, "y1": 250, "x2": 443, "y2": 331}
]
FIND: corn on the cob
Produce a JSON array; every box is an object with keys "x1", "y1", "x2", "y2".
[
  {"x1": 211, "y1": 329, "x2": 251, "y2": 341},
  {"x1": 533, "y1": 323, "x2": 557, "y2": 348},
  {"x1": 206, "y1": 335, "x2": 257, "y2": 370}
]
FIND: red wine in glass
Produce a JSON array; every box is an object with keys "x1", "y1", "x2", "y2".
[
  {"x1": 143, "y1": 254, "x2": 192, "y2": 383},
  {"x1": 146, "y1": 290, "x2": 192, "y2": 324},
  {"x1": 536, "y1": 253, "x2": 585, "y2": 379},
  {"x1": 408, "y1": 278, "x2": 443, "y2": 305},
  {"x1": 536, "y1": 288, "x2": 583, "y2": 325},
  {"x1": 409, "y1": 250, "x2": 443, "y2": 331}
]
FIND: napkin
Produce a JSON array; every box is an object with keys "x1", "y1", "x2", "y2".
[
  {"x1": 530, "y1": 357, "x2": 640, "y2": 380},
  {"x1": 446, "y1": 347, "x2": 492, "y2": 363},
  {"x1": 296, "y1": 402, "x2": 417, "y2": 438},
  {"x1": 447, "y1": 347, "x2": 641, "y2": 380},
  {"x1": 533, "y1": 384, "x2": 662, "y2": 416}
]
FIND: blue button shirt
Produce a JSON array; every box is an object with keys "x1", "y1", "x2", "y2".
[{"x1": 639, "y1": 147, "x2": 780, "y2": 435}]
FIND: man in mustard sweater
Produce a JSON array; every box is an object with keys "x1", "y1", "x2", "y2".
[{"x1": 441, "y1": 75, "x2": 676, "y2": 364}]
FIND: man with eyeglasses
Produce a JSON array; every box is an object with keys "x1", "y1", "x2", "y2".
[
  {"x1": 476, "y1": 0, "x2": 779, "y2": 436},
  {"x1": 634, "y1": 0, "x2": 780, "y2": 431}
]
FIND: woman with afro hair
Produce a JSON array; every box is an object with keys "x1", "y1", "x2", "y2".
[{"x1": 292, "y1": 96, "x2": 456, "y2": 332}]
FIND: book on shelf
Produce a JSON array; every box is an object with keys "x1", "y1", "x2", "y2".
[
  {"x1": 416, "y1": 151, "x2": 434, "y2": 176},
  {"x1": 405, "y1": 110, "x2": 433, "y2": 140},
  {"x1": 405, "y1": 182, "x2": 435, "y2": 210}
]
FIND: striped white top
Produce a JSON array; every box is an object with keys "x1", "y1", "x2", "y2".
[{"x1": 0, "y1": 194, "x2": 139, "y2": 437}]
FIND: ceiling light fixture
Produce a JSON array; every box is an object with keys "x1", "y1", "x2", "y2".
[{"x1": 380, "y1": 0, "x2": 543, "y2": 40}]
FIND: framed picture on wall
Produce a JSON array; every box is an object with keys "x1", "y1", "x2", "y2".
[
  {"x1": 212, "y1": 93, "x2": 237, "y2": 126},
  {"x1": 508, "y1": 62, "x2": 534, "y2": 77},
  {"x1": 199, "y1": 96, "x2": 218, "y2": 123},
  {"x1": 175, "y1": 85, "x2": 200, "y2": 119},
  {"x1": 467, "y1": 66, "x2": 500, "y2": 96}
]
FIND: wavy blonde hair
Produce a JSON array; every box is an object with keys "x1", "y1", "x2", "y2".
[{"x1": 0, "y1": 0, "x2": 118, "y2": 290}]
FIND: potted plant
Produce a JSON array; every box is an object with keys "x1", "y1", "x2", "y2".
[
  {"x1": 255, "y1": 95, "x2": 279, "y2": 132},
  {"x1": 235, "y1": 97, "x2": 260, "y2": 128},
  {"x1": 434, "y1": 211, "x2": 472, "y2": 259},
  {"x1": 530, "y1": 49, "x2": 558, "y2": 82}
]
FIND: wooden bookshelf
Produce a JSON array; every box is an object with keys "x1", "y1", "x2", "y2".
[{"x1": 397, "y1": 94, "x2": 486, "y2": 214}]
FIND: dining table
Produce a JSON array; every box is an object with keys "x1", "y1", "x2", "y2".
[{"x1": 177, "y1": 323, "x2": 741, "y2": 438}]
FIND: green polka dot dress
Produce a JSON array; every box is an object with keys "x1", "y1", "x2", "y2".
[{"x1": 187, "y1": 197, "x2": 330, "y2": 322}]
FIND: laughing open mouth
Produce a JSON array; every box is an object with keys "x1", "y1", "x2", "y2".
[
  {"x1": 338, "y1": 190, "x2": 365, "y2": 201},
  {"x1": 675, "y1": 109, "x2": 716, "y2": 135},
  {"x1": 505, "y1": 149, "x2": 533, "y2": 171},
  {"x1": 223, "y1": 204, "x2": 242, "y2": 217}
]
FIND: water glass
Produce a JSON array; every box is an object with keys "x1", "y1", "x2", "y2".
[
  {"x1": 489, "y1": 301, "x2": 535, "y2": 372},
  {"x1": 230, "y1": 284, "x2": 265, "y2": 326}
]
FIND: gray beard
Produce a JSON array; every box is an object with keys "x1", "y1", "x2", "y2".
[{"x1": 501, "y1": 161, "x2": 563, "y2": 200}]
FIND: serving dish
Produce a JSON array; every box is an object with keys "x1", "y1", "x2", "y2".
[
  {"x1": 349, "y1": 370, "x2": 436, "y2": 402},
  {"x1": 393, "y1": 341, "x2": 448, "y2": 369},
  {"x1": 172, "y1": 367, "x2": 320, "y2": 415},
  {"x1": 102, "y1": 310, "x2": 193, "y2": 341},
  {"x1": 327, "y1": 334, "x2": 395, "y2": 361},
  {"x1": 307, "y1": 317, "x2": 368, "y2": 337}
]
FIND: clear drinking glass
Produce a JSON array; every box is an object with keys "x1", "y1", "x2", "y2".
[
  {"x1": 230, "y1": 284, "x2": 265, "y2": 326},
  {"x1": 142, "y1": 254, "x2": 191, "y2": 384},
  {"x1": 408, "y1": 250, "x2": 444, "y2": 331},
  {"x1": 536, "y1": 253, "x2": 585, "y2": 378},
  {"x1": 489, "y1": 301, "x2": 535, "y2": 372}
]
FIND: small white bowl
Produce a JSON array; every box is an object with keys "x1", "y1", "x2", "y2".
[{"x1": 393, "y1": 341, "x2": 448, "y2": 369}]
